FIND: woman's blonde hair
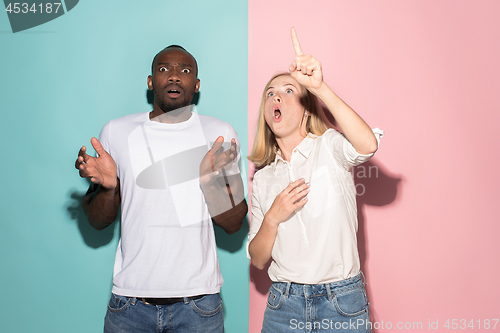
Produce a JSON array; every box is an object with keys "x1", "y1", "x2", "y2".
[{"x1": 248, "y1": 72, "x2": 332, "y2": 167}]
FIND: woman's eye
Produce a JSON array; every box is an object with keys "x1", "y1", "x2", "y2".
[
  {"x1": 181, "y1": 68, "x2": 191, "y2": 74},
  {"x1": 159, "y1": 67, "x2": 167, "y2": 72},
  {"x1": 267, "y1": 92, "x2": 275, "y2": 98},
  {"x1": 286, "y1": 88, "x2": 293, "y2": 94}
]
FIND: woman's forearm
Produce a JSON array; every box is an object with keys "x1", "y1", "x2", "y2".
[{"x1": 310, "y1": 82, "x2": 378, "y2": 155}]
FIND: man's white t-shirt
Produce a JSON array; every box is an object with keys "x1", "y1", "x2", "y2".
[{"x1": 99, "y1": 108, "x2": 240, "y2": 297}]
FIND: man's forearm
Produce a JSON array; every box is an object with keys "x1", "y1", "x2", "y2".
[
  {"x1": 212, "y1": 199, "x2": 247, "y2": 234},
  {"x1": 202, "y1": 174, "x2": 247, "y2": 234},
  {"x1": 82, "y1": 183, "x2": 120, "y2": 231}
]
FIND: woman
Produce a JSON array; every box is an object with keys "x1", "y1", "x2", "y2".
[{"x1": 247, "y1": 28, "x2": 383, "y2": 332}]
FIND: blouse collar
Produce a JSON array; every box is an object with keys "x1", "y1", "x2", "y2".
[{"x1": 272, "y1": 133, "x2": 318, "y2": 171}]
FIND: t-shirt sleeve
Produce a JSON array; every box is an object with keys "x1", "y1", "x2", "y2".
[
  {"x1": 246, "y1": 173, "x2": 265, "y2": 259},
  {"x1": 98, "y1": 121, "x2": 111, "y2": 153},
  {"x1": 326, "y1": 128, "x2": 384, "y2": 171}
]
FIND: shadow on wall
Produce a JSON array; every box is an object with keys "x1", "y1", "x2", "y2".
[
  {"x1": 66, "y1": 181, "x2": 120, "y2": 249},
  {"x1": 215, "y1": 215, "x2": 249, "y2": 253},
  {"x1": 355, "y1": 160, "x2": 402, "y2": 328},
  {"x1": 249, "y1": 159, "x2": 403, "y2": 305}
]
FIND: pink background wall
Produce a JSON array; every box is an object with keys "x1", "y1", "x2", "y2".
[{"x1": 248, "y1": 1, "x2": 500, "y2": 332}]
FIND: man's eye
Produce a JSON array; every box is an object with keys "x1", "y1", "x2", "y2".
[
  {"x1": 286, "y1": 88, "x2": 293, "y2": 94},
  {"x1": 267, "y1": 92, "x2": 275, "y2": 98},
  {"x1": 159, "y1": 67, "x2": 168, "y2": 72},
  {"x1": 181, "y1": 68, "x2": 191, "y2": 74}
]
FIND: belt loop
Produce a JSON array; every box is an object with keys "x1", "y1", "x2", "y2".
[
  {"x1": 131, "y1": 297, "x2": 136, "y2": 305},
  {"x1": 183, "y1": 297, "x2": 189, "y2": 304},
  {"x1": 284, "y1": 282, "x2": 291, "y2": 298},
  {"x1": 326, "y1": 283, "x2": 332, "y2": 300},
  {"x1": 360, "y1": 271, "x2": 366, "y2": 287}
]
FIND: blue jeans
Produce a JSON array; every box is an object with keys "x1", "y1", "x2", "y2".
[
  {"x1": 262, "y1": 273, "x2": 371, "y2": 333},
  {"x1": 104, "y1": 293, "x2": 224, "y2": 333}
]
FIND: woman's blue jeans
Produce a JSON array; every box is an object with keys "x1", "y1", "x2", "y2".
[{"x1": 262, "y1": 273, "x2": 371, "y2": 333}]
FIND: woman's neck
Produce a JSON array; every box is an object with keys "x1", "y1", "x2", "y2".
[{"x1": 276, "y1": 134, "x2": 306, "y2": 162}]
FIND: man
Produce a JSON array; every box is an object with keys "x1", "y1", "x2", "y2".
[{"x1": 75, "y1": 45, "x2": 247, "y2": 332}]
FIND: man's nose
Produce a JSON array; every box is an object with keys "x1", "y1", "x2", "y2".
[{"x1": 168, "y1": 69, "x2": 181, "y2": 82}]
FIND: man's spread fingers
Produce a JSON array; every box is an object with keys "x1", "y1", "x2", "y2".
[
  {"x1": 210, "y1": 137, "x2": 224, "y2": 153},
  {"x1": 91, "y1": 137, "x2": 105, "y2": 156}
]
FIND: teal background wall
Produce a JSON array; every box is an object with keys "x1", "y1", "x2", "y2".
[{"x1": 0, "y1": 1, "x2": 249, "y2": 332}]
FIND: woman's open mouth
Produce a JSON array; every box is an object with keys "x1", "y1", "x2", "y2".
[{"x1": 273, "y1": 105, "x2": 282, "y2": 122}]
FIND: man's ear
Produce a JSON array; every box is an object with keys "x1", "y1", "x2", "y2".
[
  {"x1": 147, "y1": 75, "x2": 153, "y2": 90},
  {"x1": 195, "y1": 79, "x2": 200, "y2": 93}
]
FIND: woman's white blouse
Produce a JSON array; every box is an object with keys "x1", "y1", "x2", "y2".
[{"x1": 247, "y1": 128, "x2": 384, "y2": 284}]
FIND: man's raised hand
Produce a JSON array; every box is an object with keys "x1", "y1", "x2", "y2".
[
  {"x1": 289, "y1": 27, "x2": 323, "y2": 91},
  {"x1": 199, "y1": 136, "x2": 238, "y2": 185},
  {"x1": 75, "y1": 137, "x2": 117, "y2": 190}
]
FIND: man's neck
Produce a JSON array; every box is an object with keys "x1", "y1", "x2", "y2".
[{"x1": 150, "y1": 105, "x2": 193, "y2": 123}]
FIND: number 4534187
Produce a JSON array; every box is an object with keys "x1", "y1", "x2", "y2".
[
  {"x1": 444, "y1": 319, "x2": 498, "y2": 330},
  {"x1": 5, "y1": 3, "x2": 62, "y2": 14}
]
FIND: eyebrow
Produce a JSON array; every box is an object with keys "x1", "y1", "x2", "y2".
[
  {"x1": 156, "y1": 62, "x2": 193, "y2": 68},
  {"x1": 266, "y1": 83, "x2": 296, "y2": 91}
]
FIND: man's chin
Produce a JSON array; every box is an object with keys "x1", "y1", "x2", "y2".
[{"x1": 158, "y1": 100, "x2": 191, "y2": 113}]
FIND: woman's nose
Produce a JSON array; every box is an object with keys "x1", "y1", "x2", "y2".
[{"x1": 273, "y1": 95, "x2": 281, "y2": 103}]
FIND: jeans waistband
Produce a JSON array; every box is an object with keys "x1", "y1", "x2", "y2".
[{"x1": 271, "y1": 272, "x2": 365, "y2": 298}]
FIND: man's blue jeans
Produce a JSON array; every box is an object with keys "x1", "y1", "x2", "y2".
[
  {"x1": 103, "y1": 293, "x2": 224, "y2": 332},
  {"x1": 262, "y1": 273, "x2": 371, "y2": 333}
]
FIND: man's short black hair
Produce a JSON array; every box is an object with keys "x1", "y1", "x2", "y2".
[
  {"x1": 150, "y1": 45, "x2": 198, "y2": 76},
  {"x1": 165, "y1": 45, "x2": 186, "y2": 51}
]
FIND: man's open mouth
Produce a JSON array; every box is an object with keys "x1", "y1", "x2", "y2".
[{"x1": 167, "y1": 89, "x2": 181, "y2": 98}]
